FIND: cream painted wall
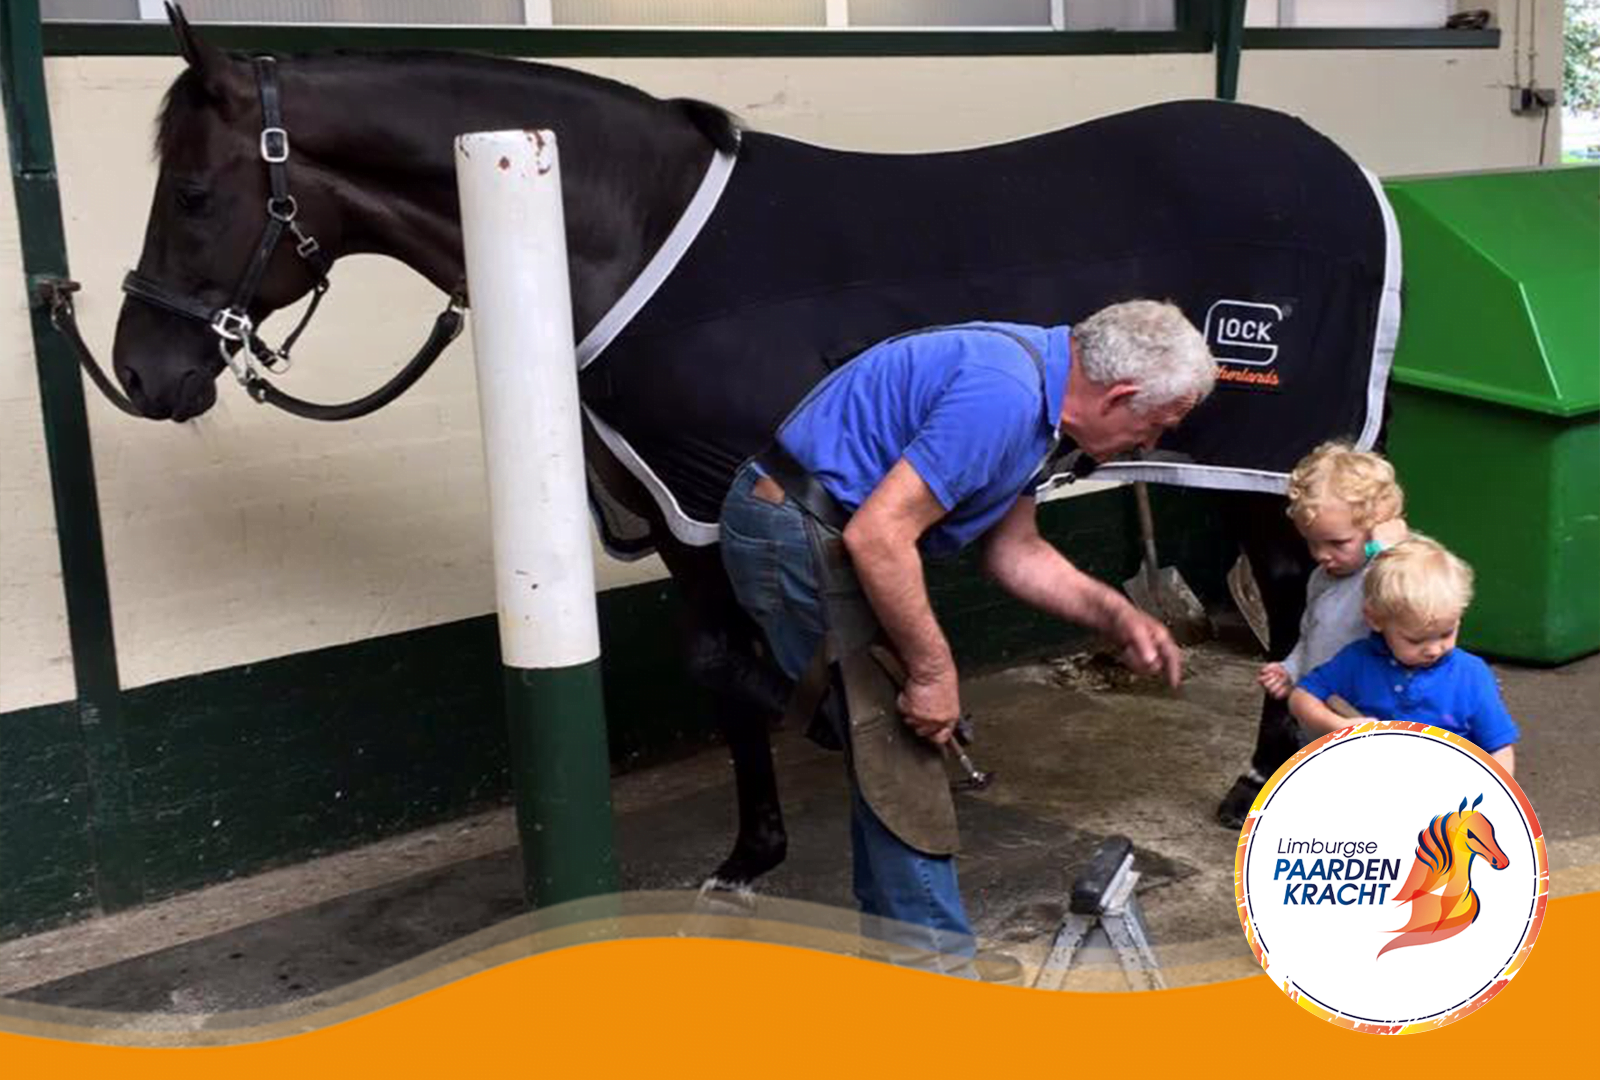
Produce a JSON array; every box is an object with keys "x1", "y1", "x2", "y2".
[
  {"x1": 0, "y1": 106, "x2": 76, "y2": 711},
  {"x1": 0, "y1": 19, "x2": 1563, "y2": 697},
  {"x1": 1241, "y1": 9, "x2": 1566, "y2": 172}
]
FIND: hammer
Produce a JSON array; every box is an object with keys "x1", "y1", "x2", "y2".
[{"x1": 868, "y1": 645, "x2": 994, "y2": 791}]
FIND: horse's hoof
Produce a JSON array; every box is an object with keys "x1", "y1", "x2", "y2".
[
  {"x1": 693, "y1": 876, "x2": 758, "y2": 917},
  {"x1": 1216, "y1": 773, "x2": 1263, "y2": 829},
  {"x1": 709, "y1": 840, "x2": 786, "y2": 887}
]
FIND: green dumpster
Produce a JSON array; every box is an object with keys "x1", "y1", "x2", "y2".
[{"x1": 1381, "y1": 165, "x2": 1598, "y2": 664}]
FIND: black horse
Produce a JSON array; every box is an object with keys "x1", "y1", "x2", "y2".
[{"x1": 110, "y1": 13, "x2": 1390, "y2": 886}]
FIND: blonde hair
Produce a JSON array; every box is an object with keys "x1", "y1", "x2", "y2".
[
  {"x1": 1364, "y1": 534, "x2": 1474, "y2": 627},
  {"x1": 1286, "y1": 441, "x2": 1404, "y2": 530}
]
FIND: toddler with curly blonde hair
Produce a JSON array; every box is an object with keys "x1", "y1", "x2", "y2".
[{"x1": 1217, "y1": 442, "x2": 1408, "y2": 827}]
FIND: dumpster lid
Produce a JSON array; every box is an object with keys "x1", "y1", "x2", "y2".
[{"x1": 1384, "y1": 166, "x2": 1598, "y2": 418}]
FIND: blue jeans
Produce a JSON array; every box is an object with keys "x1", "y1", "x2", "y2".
[{"x1": 719, "y1": 462, "x2": 977, "y2": 975}]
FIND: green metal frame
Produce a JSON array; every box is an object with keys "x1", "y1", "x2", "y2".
[
  {"x1": 1214, "y1": 0, "x2": 1246, "y2": 100},
  {"x1": 1, "y1": 0, "x2": 144, "y2": 911},
  {"x1": 34, "y1": 1, "x2": 1500, "y2": 60},
  {"x1": 1242, "y1": 28, "x2": 1500, "y2": 50}
]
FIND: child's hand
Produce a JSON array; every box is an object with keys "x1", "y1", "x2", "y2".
[
  {"x1": 1371, "y1": 516, "x2": 1409, "y2": 548},
  {"x1": 1258, "y1": 662, "x2": 1293, "y2": 699}
]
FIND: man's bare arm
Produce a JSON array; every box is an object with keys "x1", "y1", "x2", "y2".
[
  {"x1": 982, "y1": 496, "x2": 1182, "y2": 686},
  {"x1": 841, "y1": 459, "x2": 960, "y2": 741}
]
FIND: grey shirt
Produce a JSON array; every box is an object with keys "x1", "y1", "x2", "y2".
[{"x1": 1282, "y1": 566, "x2": 1372, "y2": 683}]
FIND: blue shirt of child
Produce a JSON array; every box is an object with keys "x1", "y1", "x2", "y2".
[
  {"x1": 1299, "y1": 633, "x2": 1520, "y2": 752},
  {"x1": 777, "y1": 322, "x2": 1071, "y2": 559}
]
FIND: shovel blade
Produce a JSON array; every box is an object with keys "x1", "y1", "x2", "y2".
[{"x1": 1125, "y1": 562, "x2": 1211, "y2": 645}]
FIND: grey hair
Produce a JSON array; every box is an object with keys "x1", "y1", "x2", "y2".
[{"x1": 1071, "y1": 300, "x2": 1217, "y2": 412}]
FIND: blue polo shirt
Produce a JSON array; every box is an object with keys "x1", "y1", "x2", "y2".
[
  {"x1": 1299, "y1": 634, "x2": 1520, "y2": 752},
  {"x1": 777, "y1": 322, "x2": 1071, "y2": 559}
]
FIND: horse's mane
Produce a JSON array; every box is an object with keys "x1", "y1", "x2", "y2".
[
  {"x1": 154, "y1": 67, "x2": 209, "y2": 162},
  {"x1": 154, "y1": 48, "x2": 740, "y2": 161},
  {"x1": 1414, "y1": 810, "x2": 1456, "y2": 874}
]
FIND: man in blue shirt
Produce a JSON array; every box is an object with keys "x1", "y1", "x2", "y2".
[{"x1": 718, "y1": 300, "x2": 1217, "y2": 977}]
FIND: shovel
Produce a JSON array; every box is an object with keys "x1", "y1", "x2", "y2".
[{"x1": 1124, "y1": 481, "x2": 1211, "y2": 645}]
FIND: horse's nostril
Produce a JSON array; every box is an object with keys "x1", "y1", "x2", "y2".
[{"x1": 119, "y1": 366, "x2": 143, "y2": 396}]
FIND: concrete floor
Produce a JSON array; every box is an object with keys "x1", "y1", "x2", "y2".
[{"x1": 2, "y1": 624, "x2": 1596, "y2": 1016}]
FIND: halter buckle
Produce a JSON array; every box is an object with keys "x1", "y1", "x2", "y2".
[
  {"x1": 268, "y1": 195, "x2": 299, "y2": 223},
  {"x1": 290, "y1": 222, "x2": 320, "y2": 258},
  {"x1": 211, "y1": 307, "x2": 254, "y2": 343},
  {"x1": 220, "y1": 338, "x2": 257, "y2": 387},
  {"x1": 260, "y1": 126, "x2": 290, "y2": 164}
]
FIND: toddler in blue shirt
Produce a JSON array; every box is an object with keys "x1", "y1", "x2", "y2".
[{"x1": 1291, "y1": 534, "x2": 1520, "y2": 774}]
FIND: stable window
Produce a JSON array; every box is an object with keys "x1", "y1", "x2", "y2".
[
  {"x1": 1245, "y1": 1, "x2": 1458, "y2": 28},
  {"x1": 1239, "y1": 1, "x2": 1501, "y2": 48},
  {"x1": 43, "y1": 0, "x2": 1182, "y2": 30}
]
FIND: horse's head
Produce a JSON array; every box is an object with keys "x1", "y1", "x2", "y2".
[
  {"x1": 113, "y1": 6, "x2": 332, "y2": 420},
  {"x1": 1460, "y1": 795, "x2": 1509, "y2": 870}
]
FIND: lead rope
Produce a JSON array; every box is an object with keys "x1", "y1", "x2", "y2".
[{"x1": 39, "y1": 275, "x2": 467, "y2": 423}]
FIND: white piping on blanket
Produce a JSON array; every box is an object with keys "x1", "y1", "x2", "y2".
[
  {"x1": 576, "y1": 144, "x2": 739, "y2": 371},
  {"x1": 1356, "y1": 165, "x2": 1403, "y2": 456}
]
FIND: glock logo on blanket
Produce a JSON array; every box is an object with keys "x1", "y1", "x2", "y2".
[
  {"x1": 1234, "y1": 725, "x2": 1546, "y2": 1034},
  {"x1": 1204, "y1": 299, "x2": 1286, "y2": 389}
]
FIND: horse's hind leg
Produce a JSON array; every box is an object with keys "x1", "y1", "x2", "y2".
[
  {"x1": 657, "y1": 539, "x2": 792, "y2": 887},
  {"x1": 1216, "y1": 492, "x2": 1315, "y2": 827}
]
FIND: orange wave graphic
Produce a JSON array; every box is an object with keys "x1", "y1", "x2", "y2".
[{"x1": 0, "y1": 892, "x2": 1591, "y2": 1072}]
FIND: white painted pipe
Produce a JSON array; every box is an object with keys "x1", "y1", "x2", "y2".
[{"x1": 455, "y1": 129, "x2": 599, "y2": 670}]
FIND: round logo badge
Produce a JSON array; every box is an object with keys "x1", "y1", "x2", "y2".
[{"x1": 1235, "y1": 723, "x2": 1546, "y2": 1034}]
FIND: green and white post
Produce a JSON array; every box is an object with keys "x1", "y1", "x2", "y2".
[{"x1": 455, "y1": 129, "x2": 616, "y2": 907}]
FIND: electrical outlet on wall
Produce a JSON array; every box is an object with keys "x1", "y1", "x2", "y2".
[{"x1": 1510, "y1": 86, "x2": 1559, "y2": 114}]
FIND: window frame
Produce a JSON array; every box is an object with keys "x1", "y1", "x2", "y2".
[
  {"x1": 38, "y1": 1, "x2": 1499, "y2": 56},
  {"x1": 42, "y1": 1, "x2": 1210, "y2": 56}
]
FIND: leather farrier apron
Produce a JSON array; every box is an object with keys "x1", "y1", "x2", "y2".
[{"x1": 757, "y1": 326, "x2": 1054, "y2": 856}]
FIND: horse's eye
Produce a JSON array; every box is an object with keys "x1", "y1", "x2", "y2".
[
  {"x1": 1467, "y1": 829, "x2": 1480, "y2": 842},
  {"x1": 175, "y1": 185, "x2": 211, "y2": 215}
]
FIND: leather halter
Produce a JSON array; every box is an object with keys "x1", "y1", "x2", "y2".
[{"x1": 120, "y1": 56, "x2": 334, "y2": 387}]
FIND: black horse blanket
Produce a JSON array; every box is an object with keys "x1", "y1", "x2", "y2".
[{"x1": 578, "y1": 99, "x2": 1398, "y2": 554}]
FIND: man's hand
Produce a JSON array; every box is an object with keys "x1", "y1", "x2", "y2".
[
  {"x1": 1258, "y1": 662, "x2": 1293, "y2": 699},
  {"x1": 897, "y1": 668, "x2": 961, "y2": 745},
  {"x1": 1111, "y1": 607, "x2": 1184, "y2": 688}
]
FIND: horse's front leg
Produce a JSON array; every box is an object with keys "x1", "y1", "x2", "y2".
[
  {"x1": 1217, "y1": 492, "x2": 1315, "y2": 826},
  {"x1": 659, "y1": 541, "x2": 792, "y2": 887}
]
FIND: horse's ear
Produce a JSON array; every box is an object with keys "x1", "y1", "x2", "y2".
[
  {"x1": 1472, "y1": 794, "x2": 1484, "y2": 809},
  {"x1": 167, "y1": 3, "x2": 243, "y2": 106}
]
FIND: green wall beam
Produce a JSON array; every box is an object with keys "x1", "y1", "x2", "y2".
[
  {"x1": 1214, "y1": 0, "x2": 1247, "y2": 100},
  {"x1": 1, "y1": 0, "x2": 143, "y2": 911}
]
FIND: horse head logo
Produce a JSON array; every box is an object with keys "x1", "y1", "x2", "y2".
[{"x1": 1379, "y1": 795, "x2": 1509, "y2": 958}]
